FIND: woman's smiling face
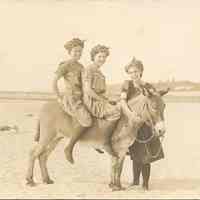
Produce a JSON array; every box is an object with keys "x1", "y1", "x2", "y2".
[
  {"x1": 127, "y1": 66, "x2": 142, "y2": 82},
  {"x1": 69, "y1": 45, "x2": 83, "y2": 61},
  {"x1": 93, "y1": 51, "x2": 108, "y2": 67}
]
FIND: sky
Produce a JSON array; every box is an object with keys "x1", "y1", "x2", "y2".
[{"x1": 0, "y1": 0, "x2": 200, "y2": 91}]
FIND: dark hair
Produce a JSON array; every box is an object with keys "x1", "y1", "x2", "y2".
[
  {"x1": 125, "y1": 57, "x2": 144, "y2": 76},
  {"x1": 64, "y1": 38, "x2": 85, "y2": 53},
  {"x1": 90, "y1": 44, "x2": 110, "y2": 61}
]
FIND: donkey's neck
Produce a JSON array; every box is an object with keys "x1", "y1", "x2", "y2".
[{"x1": 129, "y1": 118, "x2": 145, "y2": 133}]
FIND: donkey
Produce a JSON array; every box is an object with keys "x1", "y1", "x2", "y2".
[{"x1": 26, "y1": 89, "x2": 168, "y2": 191}]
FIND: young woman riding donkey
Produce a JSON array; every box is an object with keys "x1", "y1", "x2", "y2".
[
  {"x1": 53, "y1": 40, "x2": 119, "y2": 163},
  {"x1": 26, "y1": 42, "x2": 169, "y2": 190}
]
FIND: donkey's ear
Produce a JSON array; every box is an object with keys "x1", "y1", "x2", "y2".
[{"x1": 158, "y1": 87, "x2": 170, "y2": 96}]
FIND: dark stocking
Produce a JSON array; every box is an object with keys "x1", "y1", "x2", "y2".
[
  {"x1": 132, "y1": 160, "x2": 142, "y2": 185},
  {"x1": 142, "y1": 163, "x2": 151, "y2": 190}
]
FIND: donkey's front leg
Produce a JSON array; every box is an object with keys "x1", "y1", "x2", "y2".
[
  {"x1": 109, "y1": 155, "x2": 117, "y2": 189},
  {"x1": 115, "y1": 156, "x2": 125, "y2": 190},
  {"x1": 109, "y1": 156, "x2": 124, "y2": 191}
]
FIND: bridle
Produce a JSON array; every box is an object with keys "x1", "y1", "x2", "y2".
[{"x1": 130, "y1": 95, "x2": 165, "y2": 159}]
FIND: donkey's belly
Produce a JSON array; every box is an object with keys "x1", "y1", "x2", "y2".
[
  {"x1": 80, "y1": 126, "x2": 106, "y2": 148},
  {"x1": 79, "y1": 119, "x2": 113, "y2": 148}
]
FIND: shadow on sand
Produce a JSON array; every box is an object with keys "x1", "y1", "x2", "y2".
[{"x1": 61, "y1": 178, "x2": 200, "y2": 192}]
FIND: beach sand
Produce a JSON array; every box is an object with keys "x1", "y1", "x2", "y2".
[{"x1": 0, "y1": 100, "x2": 200, "y2": 199}]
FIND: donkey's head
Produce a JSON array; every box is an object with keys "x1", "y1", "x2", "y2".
[
  {"x1": 128, "y1": 87, "x2": 169, "y2": 137},
  {"x1": 144, "y1": 88, "x2": 169, "y2": 136}
]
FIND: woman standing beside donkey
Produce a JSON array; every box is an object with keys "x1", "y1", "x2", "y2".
[{"x1": 120, "y1": 57, "x2": 166, "y2": 190}]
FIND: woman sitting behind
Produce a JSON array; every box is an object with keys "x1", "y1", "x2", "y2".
[{"x1": 82, "y1": 44, "x2": 121, "y2": 156}]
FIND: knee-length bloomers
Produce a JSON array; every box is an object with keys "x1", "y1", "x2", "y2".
[
  {"x1": 55, "y1": 60, "x2": 92, "y2": 127},
  {"x1": 82, "y1": 65, "x2": 120, "y2": 121}
]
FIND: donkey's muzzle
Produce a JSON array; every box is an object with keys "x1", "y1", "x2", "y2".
[{"x1": 155, "y1": 121, "x2": 166, "y2": 137}]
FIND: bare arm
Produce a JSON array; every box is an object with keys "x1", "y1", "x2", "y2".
[
  {"x1": 83, "y1": 68, "x2": 105, "y2": 101},
  {"x1": 84, "y1": 82, "x2": 105, "y2": 101},
  {"x1": 120, "y1": 92, "x2": 133, "y2": 118},
  {"x1": 53, "y1": 74, "x2": 62, "y2": 99},
  {"x1": 120, "y1": 92, "x2": 141, "y2": 122}
]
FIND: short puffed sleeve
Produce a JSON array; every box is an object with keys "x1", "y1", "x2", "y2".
[{"x1": 55, "y1": 61, "x2": 69, "y2": 77}]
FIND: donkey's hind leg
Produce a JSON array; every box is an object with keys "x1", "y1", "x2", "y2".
[
  {"x1": 26, "y1": 143, "x2": 47, "y2": 186},
  {"x1": 26, "y1": 130, "x2": 56, "y2": 186},
  {"x1": 39, "y1": 136, "x2": 64, "y2": 184}
]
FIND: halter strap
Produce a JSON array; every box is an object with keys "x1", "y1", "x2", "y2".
[
  {"x1": 131, "y1": 100, "x2": 165, "y2": 159},
  {"x1": 128, "y1": 99, "x2": 157, "y2": 144}
]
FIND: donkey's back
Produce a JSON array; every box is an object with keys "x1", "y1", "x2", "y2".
[{"x1": 36, "y1": 100, "x2": 117, "y2": 148}]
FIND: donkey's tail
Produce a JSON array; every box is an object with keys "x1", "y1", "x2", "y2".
[{"x1": 34, "y1": 120, "x2": 40, "y2": 142}]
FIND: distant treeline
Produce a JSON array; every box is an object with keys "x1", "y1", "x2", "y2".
[
  {"x1": 0, "y1": 81, "x2": 200, "y2": 102},
  {"x1": 107, "y1": 80, "x2": 200, "y2": 96}
]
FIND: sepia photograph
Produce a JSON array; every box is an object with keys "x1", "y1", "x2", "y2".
[{"x1": 0, "y1": 0, "x2": 200, "y2": 199}]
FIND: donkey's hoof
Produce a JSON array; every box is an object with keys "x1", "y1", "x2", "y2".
[
  {"x1": 64, "y1": 148, "x2": 74, "y2": 164},
  {"x1": 44, "y1": 179, "x2": 54, "y2": 184},
  {"x1": 65, "y1": 155, "x2": 74, "y2": 164},
  {"x1": 119, "y1": 186, "x2": 125, "y2": 191},
  {"x1": 111, "y1": 185, "x2": 124, "y2": 191},
  {"x1": 127, "y1": 183, "x2": 139, "y2": 190},
  {"x1": 108, "y1": 182, "x2": 114, "y2": 188},
  {"x1": 26, "y1": 180, "x2": 36, "y2": 187}
]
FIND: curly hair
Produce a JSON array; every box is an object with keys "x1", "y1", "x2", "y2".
[
  {"x1": 90, "y1": 44, "x2": 110, "y2": 61},
  {"x1": 64, "y1": 38, "x2": 85, "y2": 53},
  {"x1": 125, "y1": 57, "x2": 144, "y2": 75}
]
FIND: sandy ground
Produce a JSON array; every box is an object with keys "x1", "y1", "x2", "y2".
[{"x1": 0, "y1": 100, "x2": 200, "y2": 199}]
